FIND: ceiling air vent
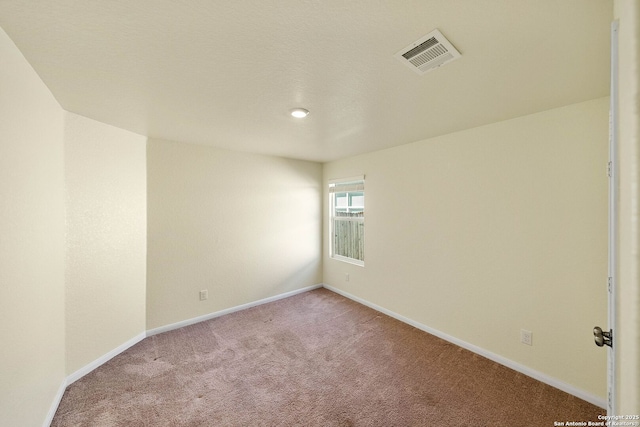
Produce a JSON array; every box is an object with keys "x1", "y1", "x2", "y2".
[{"x1": 394, "y1": 29, "x2": 461, "y2": 75}]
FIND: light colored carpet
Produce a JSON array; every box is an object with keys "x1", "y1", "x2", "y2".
[{"x1": 52, "y1": 288, "x2": 602, "y2": 426}]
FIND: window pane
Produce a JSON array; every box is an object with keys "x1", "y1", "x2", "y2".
[
  {"x1": 330, "y1": 179, "x2": 364, "y2": 265},
  {"x1": 332, "y1": 219, "x2": 364, "y2": 261},
  {"x1": 350, "y1": 194, "x2": 364, "y2": 207}
]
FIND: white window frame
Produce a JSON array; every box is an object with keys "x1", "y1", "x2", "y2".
[{"x1": 329, "y1": 176, "x2": 365, "y2": 266}]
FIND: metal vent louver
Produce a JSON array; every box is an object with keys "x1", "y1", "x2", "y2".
[{"x1": 394, "y1": 29, "x2": 461, "y2": 75}]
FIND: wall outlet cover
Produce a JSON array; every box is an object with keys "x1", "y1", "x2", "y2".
[{"x1": 521, "y1": 329, "x2": 533, "y2": 346}]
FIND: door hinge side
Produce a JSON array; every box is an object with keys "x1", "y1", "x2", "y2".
[
  {"x1": 608, "y1": 161, "x2": 612, "y2": 178},
  {"x1": 608, "y1": 276, "x2": 612, "y2": 293}
]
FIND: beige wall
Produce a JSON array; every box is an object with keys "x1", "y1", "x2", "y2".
[
  {"x1": 614, "y1": 0, "x2": 640, "y2": 414},
  {"x1": 146, "y1": 139, "x2": 322, "y2": 329},
  {"x1": 323, "y1": 98, "x2": 609, "y2": 399},
  {"x1": 0, "y1": 26, "x2": 66, "y2": 426},
  {"x1": 64, "y1": 112, "x2": 147, "y2": 376}
]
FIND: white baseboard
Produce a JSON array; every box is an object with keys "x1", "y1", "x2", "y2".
[
  {"x1": 47, "y1": 284, "x2": 323, "y2": 426},
  {"x1": 322, "y1": 284, "x2": 607, "y2": 409},
  {"x1": 43, "y1": 379, "x2": 67, "y2": 427},
  {"x1": 51, "y1": 282, "x2": 600, "y2": 426},
  {"x1": 66, "y1": 331, "x2": 147, "y2": 386},
  {"x1": 146, "y1": 284, "x2": 323, "y2": 337},
  {"x1": 63, "y1": 284, "x2": 323, "y2": 391},
  {"x1": 44, "y1": 332, "x2": 146, "y2": 425}
]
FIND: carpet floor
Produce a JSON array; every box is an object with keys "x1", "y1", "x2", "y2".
[{"x1": 52, "y1": 288, "x2": 603, "y2": 426}]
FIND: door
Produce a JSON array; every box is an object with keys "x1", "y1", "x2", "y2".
[
  {"x1": 594, "y1": 19, "x2": 618, "y2": 415},
  {"x1": 606, "y1": 19, "x2": 619, "y2": 415}
]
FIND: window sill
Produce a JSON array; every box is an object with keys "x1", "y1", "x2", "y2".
[{"x1": 330, "y1": 255, "x2": 364, "y2": 267}]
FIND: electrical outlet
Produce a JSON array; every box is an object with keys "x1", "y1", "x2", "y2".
[
  {"x1": 521, "y1": 329, "x2": 533, "y2": 346},
  {"x1": 345, "y1": 273, "x2": 349, "y2": 282},
  {"x1": 199, "y1": 290, "x2": 208, "y2": 301}
]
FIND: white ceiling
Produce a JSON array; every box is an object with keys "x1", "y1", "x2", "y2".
[{"x1": 0, "y1": 1, "x2": 612, "y2": 162}]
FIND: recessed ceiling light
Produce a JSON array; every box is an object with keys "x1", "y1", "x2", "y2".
[{"x1": 290, "y1": 108, "x2": 309, "y2": 118}]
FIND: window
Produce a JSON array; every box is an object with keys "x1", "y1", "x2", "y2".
[{"x1": 329, "y1": 176, "x2": 364, "y2": 266}]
